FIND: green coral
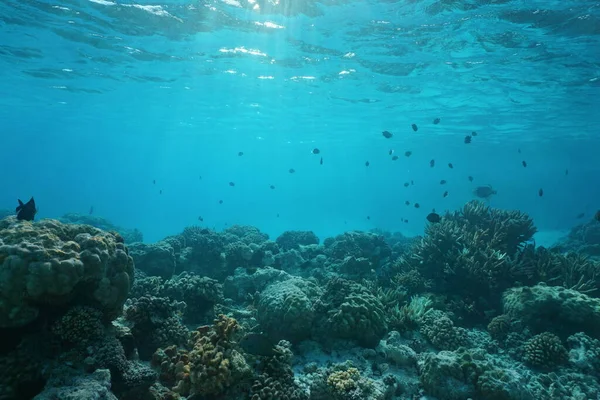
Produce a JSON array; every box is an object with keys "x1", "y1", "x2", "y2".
[
  {"x1": 0, "y1": 218, "x2": 133, "y2": 327},
  {"x1": 523, "y1": 332, "x2": 567, "y2": 370}
]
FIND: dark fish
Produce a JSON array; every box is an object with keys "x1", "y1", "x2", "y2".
[
  {"x1": 448, "y1": 163, "x2": 454, "y2": 169},
  {"x1": 443, "y1": 191, "x2": 448, "y2": 198},
  {"x1": 229, "y1": 182, "x2": 235, "y2": 187},
  {"x1": 464, "y1": 135, "x2": 472, "y2": 144},
  {"x1": 471, "y1": 131, "x2": 478, "y2": 136},
  {"x1": 440, "y1": 180, "x2": 447, "y2": 185},
  {"x1": 405, "y1": 151, "x2": 412, "y2": 157},
  {"x1": 538, "y1": 188, "x2": 544, "y2": 197},
  {"x1": 404, "y1": 182, "x2": 410, "y2": 187},
  {"x1": 411, "y1": 124, "x2": 418, "y2": 132},
  {"x1": 468, "y1": 176, "x2": 474, "y2": 182},
  {"x1": 522, "y1": 161, "x2": 527, "y2": 168},
  {"x1": 426, "y1": 212, "x2": 441, "y2": 223},
  {"x1": 576, "y1": 213, "x2": 585, "y2": 219},
  {"x1": 240, "y1": 333, "x2": 277, "y2": 357},
  {"x1": 414, "y1": 203, "x2": 420, "y2": 209},
  {"x1": 518, "y1": 148, "x2": 521, "y2": 154},
  {"x1": 392, "y1": 155, "x2": 399, "y2": 161},
  {"x1": 365, "y1": 161, "x2": 370, "y2": 167},
  {"x1": 199, "y1": 176, "x2": 202, "y2": 180},
  {"x1": 238, "y1": 151, "x2": 244, "y2": 156},
  {"x1": 430, "y1": 159, "x2": 435, "y2": 168},
  {"x1": 16, "y1": 197, "x2": 37, "y2": 221},
  {"x1": 404, "y1": 219, "x2": 408, "y2": 223},
  {"x1": 595, "y1": 211, "x2": 600, "y2": 221},
  {"x1": 289, "y1": 168, "x2": 295, "y2": 174},
  {"x1": 405, "y1": 200, "x2": 410, "y2": 205},
  {"x1": 153, "y1": 179, "x2": 156, "y2": 185},
  {"x1": 367, "y1": 216, "x2": 370, "y2": 220},
  {"x1": 89, "y1": 206, "x2": 94, "y2": 215},
  {"x1": 382, "y1": 131, "x2": 393, "y2": 139},
  {"x1": 159, "y1": 190, "x2": 162, "y2": 195},
  {"x1": 270, "y1": 185, "x2": 275, "y2": 189},
  {"x1": 389, "y1": 149, "x2": 394, "y2": 155},
  {"x1": 411, "y1": 180, "x2": 414, "y2": 185},
  {"x1": 565, "y1": 169, "x2": 569, "y2": 176},
  {"x1": 474, "y1": 185, "x2": 497, "y2": 199},
  {"x1": 277, "y1": 213, "x2": 280, "y2": 218},
  {"x1": 433, "y1": 118, "x2": 440, "y2": 124},
  {"x1": 320, "y1": 157, "x2": 323, "y2": 165},
  {"x1": 312, "y1": 148, "x2": 320, "y2": 154},
  {"x1": 219, "y1": 200, "x2": 223, "y2": 204},
  {"x1": 198, "y1": 216, "x2": 204, "y2": 221}
]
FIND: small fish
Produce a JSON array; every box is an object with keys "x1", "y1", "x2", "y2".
[
  {"x1": 153, "y1": 179, "x2": 156, "y2": 185},
  {"x1": 312, "y1": 148, "x2": 320, "y2": 154},
  {"x1": 389, "y1": 149, "x2": 394, "y2": 155},
  {"x1": 576, "y1": 213, "x2": 585, "y2": 219},
  {"x1": 240, "y1": 333, "x2": 277, "y2": 357},
  {"x1": 238, "y1": 151, "x2": 244, "y2": 156},
  {"x1": 522, "y1": 161, "x2": 527, "y2": 168},
  {"x1": 392, "y1": 155, "x2": 399, "y2": 161},
  {"x1": 159, "y1": 190, "x2": 163, "y2": 195},
  {"x1": 320, "y1": 157, "x2": 323, "y2": 165},
  {"x1": 430, "y1": 159, "x2": 435, "y2": 168},
  {"x1": 404, "y1": 182, "x2": 410, "y2": 187},
  {"x1": 538, "y1": 188, "x2": 544, "y2": 197},
  {"x1": 405, "y1": 200, "x2": 410, "y2": 205},
  {"x1": 411, "y1": 180, "x2": 414, "y2": 185},
  {"x1": 289, "y1": 168, "x2": 296, "y2": 174},
  {"x1": 518, "y1": 148, "x2": 521, "y2": 154},
  {"x1": 405, "y1": 151, "x2": 412, "y2": 157},
  {"x1": 229, "y1": 182, "x2": 235, "y2": 187},
  {"x1": 448, "y1": 163, "x2": 454, "y2": 169},
  {"x1": 198, "y1": 216, "x2": 204, "y2": 222},
  {"x1": 270, "y1": 185, "x2": 275, "y2": 189},
  {"x1": 89, "y1": 206, "x2": 94, "y2": 215},
  {"x1": 414, "y1": 203, "x2": 420, "y2": 209},
  {"x1": 404, "y1": 219, "x2": 409, "y2": 223},
  {"x1": 440, "y1": 180, "x2": 447, "y2": 185},
  {"x1": 382, "y1": 131, "x2": 393, "y2": 139},
  {"x1": 464, "y1": 135, "x2": 472, "y2": 144},
  {"x1": 474, "y1": 185, "x2": 497, "y2": 199},
  {"x1": 595, "y1": 210, "x2": 600, "y2": 221},
  {"x1": 16, "y1": 197, "x2": 37, "y2": 221},
  {"x1": 471, "y1": 131, "x2": 478, "y2": 136},
  {"x1": 426, "y1": 212, "x2": 441, "y2": 223},
  {"x1": 443, "y1": 191, "x2": 448, "y2": 198},
  {"x1": 468, "y1": 176, "x2": 474, "y2": 182},
  {"x1": 565, "y1": 169, "x2": 569, "y2": 176},
  {"x1": 219, "y1": 200, "x2": 223, "y2": 204},
  {"x1": 411, "y1": 124, "x2": 418, "y2": 132},
  {"x1": 277, "y1": 213, "x2": 280, "y2": 218},
  {"x1": 433, "y1": 118, "x2": 440, "y2": 125},
  {"x1": 365, "y1": 161, "x2": 370, "y2": 167},
  {"x1": 199, "y1": 176, "x2": 202, "y2": 180},
  {"x1": 367, "y1": 216, "x2": 370, "y2": 220}
]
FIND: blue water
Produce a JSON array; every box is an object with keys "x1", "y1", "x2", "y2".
[{"x1": 1, "y1": 0, "x2": 599, "y2": 243}]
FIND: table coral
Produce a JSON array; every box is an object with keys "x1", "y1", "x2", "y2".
[{"x1": 0, "y1": 218, "x2": 133, "y2": 327}]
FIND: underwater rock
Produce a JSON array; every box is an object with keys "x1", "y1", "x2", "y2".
[
  {"x1": 276, "y1": 230, "x2": 320, "y2": 250},
  {"x1": 223, "y1": 266, "x2": 291, "y2": 301},
  {"x1": 128, "y1": 241, "x2": 177, "y2": 279},
  {"x1": 376, "y1": 331, "x2": 417, "y2": 367},
  {"x1": 222, "y1": 224, "x2": 270, "y2": 245},
  {"x1": 0, "y1": 217, "x2": 134, "y2": 328},
  {"x1": 59, "y1": 213, "x2": 143, "y2": 243},
  {"x1": 33, "y1": 369, "x2": 117, "y2": 400}
]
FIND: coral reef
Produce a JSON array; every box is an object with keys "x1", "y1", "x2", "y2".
[
  {"x1": 59, "y1": 213, "x2": 143, "y2": 243},
  {"x1": 276, "y1": 230, "x2": 320, "y2": 250}
]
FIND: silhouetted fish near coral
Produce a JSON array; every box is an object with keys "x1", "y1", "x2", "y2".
[
  {"x1": 198, "y1": 216, "x2": 204, "y2": 222},
  {"x1": 320, "y1": 157, "x2": 323, "y2": 165},
  {"x1": 538, "y1": 188, "x2": 544, "y2": 197},
  {"x1": 595, "y1": 211, "x2": 600, "y2": 221},
  {"x1": 404, "y1": 182, "x2": 410, "y2": 187},
  {"x1": 312, "y1": 148, "x2": 320, "y2": 154},
  {"x1": 405, "y1": 151, "x2": 412, "y2": 157},
  {"x1": 440, "y1": 180, "x2": 447, "y2": 185},
  {"x1": 89, "y1": 206, "x2": 94, "y2": 215},
  {"x1": 411, "y1": 124, "x2": 418, "y2": 132},
  {"x1": 468, "y1": 176, "x2": 474, "y2": 182},
  {"x1": 414, "y1": 203, "x2": 420, "y2": 209},
  {"x1": 464, "y1": 135, "x2": 472, "y2": 144},
  {"x1": 238, "y1": 151, "x2": 244, "y2": 156},
  {"x1": 576, "y1": 213, "x2": 585, "y2": 219},
  {"x1": 229, "y1": 182, "x2": 235, "y2": 187},
  {"x1": 405, "y1": 200, "x2": 410, "y2": 205},
  {"x1": 471, "y1": 131, "x2": 478, "y2": 136},
  {"x1": 443, "y1": 191, "x2": 448, "y2": 198},
  {"x1": 382, "y1": 131, "x2": 393, "y2": 139},
  {"x1": 16, "y1": 197, "x2": 36, "y2": 221},
  {"x1": 240, "y1": 333, "x2": 277, "y2": 356},
  {"x1": 448, "y1": 163, "x2": 454, "y2": 169},
  {"x1": 365, "y1": 161, "x2": 370, "y2": 167},
  {"x1": 430, "y1": 159, "x2": 435, "y2": 168},
  {"x1": 433, "y1": 118, "x2": 440, "y2": 125},
  {"x1": 474, "y1": 185, "x2": 497, "y2": 199},
  {"x1": 426, "y1": 212, "x2": 441, "y2": 223},
  {"x1": 270, "y1": 185, "x2": 275, "y2": 189},
  {"x1": 392, "y1": 155, "x2": 399, "y2": 161},
  {"x1": 522, "y1": 161, "x2": 527, "y2": 168},
  {"x1": 289, "y1": 168, "x2": 295, "y2": 174}
]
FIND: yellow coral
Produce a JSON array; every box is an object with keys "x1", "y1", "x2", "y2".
[{"x1": 327, "y1": 368, "x2": 360, "y2": 393}]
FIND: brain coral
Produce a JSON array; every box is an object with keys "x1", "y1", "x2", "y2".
[{"x1": 0, "y1": 217, "x2": 134, "y2": 327}]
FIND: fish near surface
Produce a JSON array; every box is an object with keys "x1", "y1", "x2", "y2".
[{"x1": 16, "y1": 197, "x2": 37, "y2": 221}]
